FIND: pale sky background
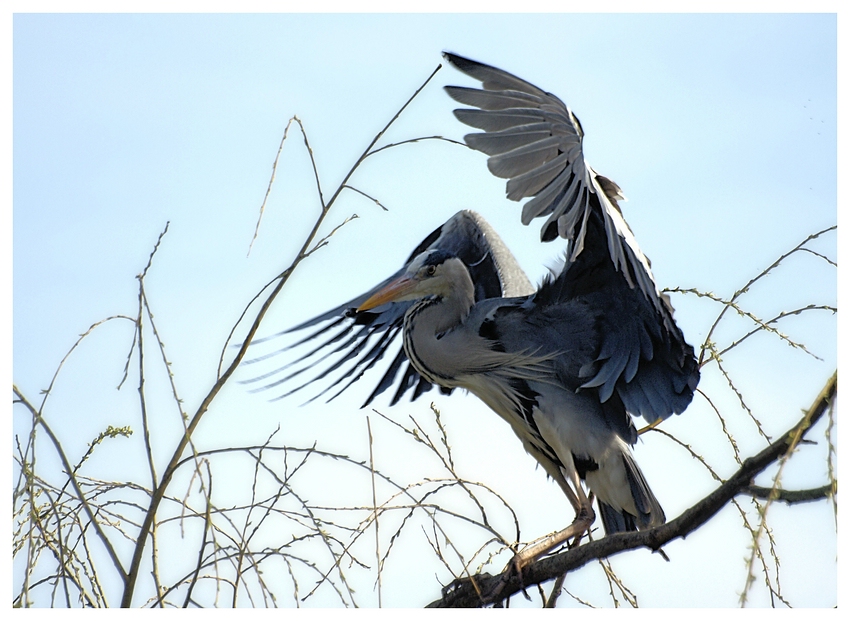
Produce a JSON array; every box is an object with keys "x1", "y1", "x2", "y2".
[{"x1": 11, "y1": 7, "x2": 839, "y2": 609}]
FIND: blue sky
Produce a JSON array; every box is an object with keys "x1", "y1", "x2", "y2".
[{"x1": 12, "y1": 11, "x2": 838, "y2": 608}]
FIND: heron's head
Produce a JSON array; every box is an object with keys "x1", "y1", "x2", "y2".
[{"x1": 357, "y1": 249, "x2": 471, "y2": 311}]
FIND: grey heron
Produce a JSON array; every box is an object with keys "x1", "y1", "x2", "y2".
[{"x1": 245, "y1": 53, "x2": 699, "y2": 559}]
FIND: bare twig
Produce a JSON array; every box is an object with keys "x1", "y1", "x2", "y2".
[
  {"x1": 248, "y1": 118, "x2": 297, "y2": 255},
  {"x1": 342, "y1": 185, "x2": 388, "y2": 211},
  {"x1": 693, "y1": 224, "x2": 836, "y2": 367},
  {"x1": 367, "y1": 417, "x2": 382, "y2": 607},
  {"x1": 364, "y1": 135, "x2": 467, "y2": 158}
]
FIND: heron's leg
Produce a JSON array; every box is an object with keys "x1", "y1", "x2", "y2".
[
  {"x1": 567, "y1": 466, "x2": 596, "y2": 534},
  {"x1": 553, "y1": 476, "x2": 581, "y2": 512},
  {"x1": 510, "y1": 471, "x2": 595, "y2": 571}
]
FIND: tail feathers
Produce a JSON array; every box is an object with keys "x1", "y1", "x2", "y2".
[
  {"x1": 596, "y1": 452, "x2": 666, "y2": 535},
  {"x1": 598, "y1": 501, "x2": 637, "y2": 534}
]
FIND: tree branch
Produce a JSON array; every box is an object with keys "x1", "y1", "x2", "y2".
[
  {"x1": 742, "y1": 483, "x2": 835, "y2": 505},
  {"x1": 427, "y1": 371, "x2": 837, "y2": 608},
  {"x1": 119, "y1": 64, "x2": 444, "y2": 607}
]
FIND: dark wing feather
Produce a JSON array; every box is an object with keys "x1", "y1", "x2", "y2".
[
  {"x1": 241, "y1": 210, "x2": 533, "y2": 406},
  {"x1": 444, "y1": 53, "x2": 699, "y2": 424},
  {"x1": 527, "y1": 188, "x2": 698, "y2": 425}
]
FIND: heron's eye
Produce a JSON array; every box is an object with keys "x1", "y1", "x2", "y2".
[{"x1": 424, "y1": 265, "x2": 437, "y2": 277}]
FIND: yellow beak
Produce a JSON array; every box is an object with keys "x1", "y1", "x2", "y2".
[{"x1": 357, "y1": 275, "x2": 418, "y2": 311}]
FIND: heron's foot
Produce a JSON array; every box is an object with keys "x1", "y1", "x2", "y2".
[
  {"x1": 435, "y1": 507, "x2": 595, "y2": 608},
  {"x1": 508, "y1": 505, "x2": 596, "y2": 576}
]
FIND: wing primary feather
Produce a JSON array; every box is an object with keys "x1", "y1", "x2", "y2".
[
  {"x1": 453, "y1": 108, "x2": 547, "y2": 132},
  {"x1": 394, "y1": 363, "x2": 428, "y2": 405},
  {"x1": 505, "y1": 151, "x2": 569, "y2": 201},
  {"x1": 443, "y1": 52, "x2": 549, "y2": 97},
  {"x1": 464, "y1": 123, "x2": 555, "y2": 155},
  {"x1": 363, "y1": 347, "x2": 409, "y2": 407},
  {"x1": 486, "y1": 136, "x2": 563, "y2": 179},
  {"x1": 243, "y1": 326, "x2": 370, "y2": 393},
  {"x1": 252, "y1": 320, "x2": 394, "y2": 399},
  {"x1": 522, "y1": 164, "x2": 581, "y2": 224},
  {"x1": 243, "y1": 315, "x2": 350, "y2": 364},
  {"x1": 243, "y1": 318, "x2": 359, "y2": 373},
  {"x1": 444, "y1": 85, "x2": 544, "y2": 110},
  {"x1": 321, "y1": 324, "x2": 403, "y2": 403},
  {"x1": 518, "y1": 165, "x2": 575, "y2": 222}
]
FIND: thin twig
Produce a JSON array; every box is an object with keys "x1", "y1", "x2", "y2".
[
  {"x1": 367, "y1": 417, "x2": 382, "y2": 607},
  {"x1": 697, "y1": 225, "x2": 836, "y2": 366},
  {"x1": 364, "y1": 135, "x2": 467, "y2": 158},
  {"x1": 248, "y1": 119, "x2": 296, "y2": 255}
]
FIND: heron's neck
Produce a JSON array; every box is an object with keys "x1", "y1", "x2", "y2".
[
  {"x1": 416, "y1": 273, "x2": 475, "y2": 335},
  {"x1": 403, "y1": 273, "x2": 475, "y2": 382}
]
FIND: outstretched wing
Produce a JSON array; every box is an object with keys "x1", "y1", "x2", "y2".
[
  {"x1": 241, "y1": 210, "x2": 534, "y2": 406},
  {"x1": 443, "y1": 52, "x2": 663, "y2": 321},
  {"x1": 444, "y1": 53, "x2": 699, "y2": 424}
]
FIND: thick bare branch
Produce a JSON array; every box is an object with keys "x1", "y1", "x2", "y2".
[{"x1": 427, "y1": 372, "x2": 837, "y2": 608}]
